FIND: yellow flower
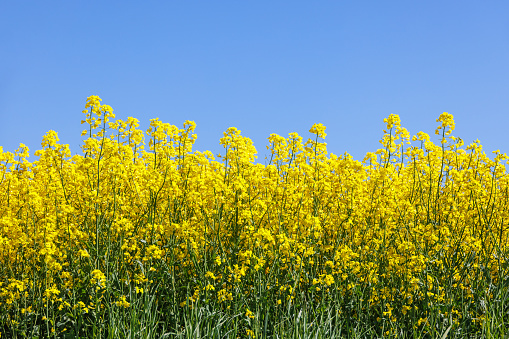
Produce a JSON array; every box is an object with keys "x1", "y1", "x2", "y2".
[
  {"x1": 205, "y1": 271, "x2": 217, "y2": 280},
  {"x1": 91, "y1": 269, "x2": 106, "y2": 287},
  {"x1": 3, "y1": 95, "x2": 508, "y2": 337},
  {"x1": 115, "y1": 296, "x2": 130, "y2": 308},
  {"x1": 245, "y1": 308, "x2": 255, "y2": 319},
  {"x1": 323, "y1": 274, "x2": 335, "y2": 286},
  {"x1": 309, "y1": 123, "x2": 327, "y2": 138}
]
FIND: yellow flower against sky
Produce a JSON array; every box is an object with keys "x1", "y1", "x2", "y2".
[{"x1": 0, "y1": 96, "x2": 508, "y2": 337}]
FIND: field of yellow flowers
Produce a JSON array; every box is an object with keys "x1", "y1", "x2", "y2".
[{"x1": 1, "y1": 95, "x2": 508, "y2": 338}]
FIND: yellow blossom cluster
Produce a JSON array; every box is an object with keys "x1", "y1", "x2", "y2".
[{"x1": 0, "y1": 96, "x2": 508, "y2": 336}]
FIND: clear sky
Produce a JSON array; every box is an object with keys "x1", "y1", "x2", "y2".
[{"x1": 1, "y1": 1, "x2": 508, "y2": 164}]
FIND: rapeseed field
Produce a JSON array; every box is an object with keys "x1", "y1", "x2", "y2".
[{"x1": 1, "y1": 95, "x2": 508, "y2": 338}]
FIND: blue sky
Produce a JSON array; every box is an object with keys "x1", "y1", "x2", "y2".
[{"x1": 1, "y1": 1, "x2": 508, "y2": 163}]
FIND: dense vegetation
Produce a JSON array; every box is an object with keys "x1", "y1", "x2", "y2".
[{"x1": 1, "y1": 96, "x2": 508, "y2": 338}]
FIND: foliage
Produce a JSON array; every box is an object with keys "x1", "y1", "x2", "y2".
[{"x1": 0, "y1": 96, "x2": 508, "y2": 338}]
